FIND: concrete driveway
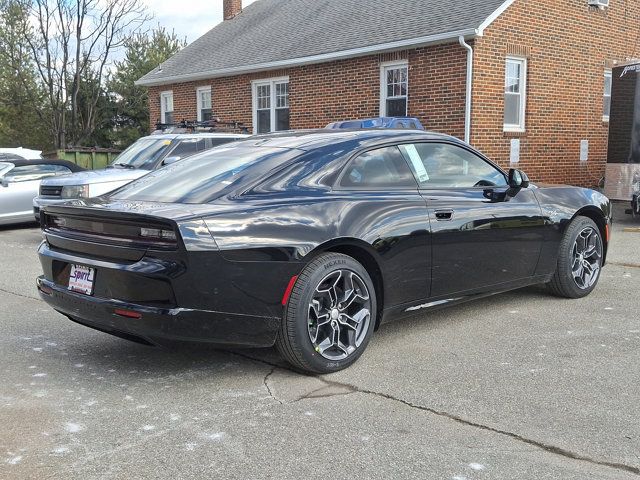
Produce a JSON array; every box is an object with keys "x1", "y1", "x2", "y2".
[{"x1": 0, "y1": 204, "x2": 638, "y2": 479}]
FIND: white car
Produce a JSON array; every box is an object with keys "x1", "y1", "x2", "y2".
[
  {"x1": 34, "y1": 132, "x2": 248, "y2": 220},
  {"x1": 0, "y1": 157, "x2": 84, "y2": 226},
  {"x1": 0, "y1": 147, "x2": 42, "y2": 160}
]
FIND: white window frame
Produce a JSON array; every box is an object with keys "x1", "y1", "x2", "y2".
[
  {"x1": 196, "y1": 86, "x2": 212, "y2": 122},
  {"x1": 603, "y1": 69, "x2": 612, "y2": 122},
  {"x1": 380, "y1": 60, "x2": 409, "y2": 117},
  {"x1": 160, "y1": 90, "x2": 174, "y2": 124},
  {"x1": 503, "y1": 57, "x2": 527, "y2": 133},
  {"x1": 251, "y1": 76, "x2": 290, "y2": 134}
]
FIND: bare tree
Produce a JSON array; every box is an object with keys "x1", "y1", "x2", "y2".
[{"x1": 18, "y1": 0, "x2": 150, "y2": 148}]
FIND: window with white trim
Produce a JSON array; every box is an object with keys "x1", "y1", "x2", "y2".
[
  {"x1": 197, "y1": 86, "x2": 212, "y2": 122},
  {"x1": 160, "y1": 91, "x2": 174, "y2": 124},
  {"x1": 603, "y1": 70, "x2": 612, "y2": 121},
  {"x1": 381, "y1": 61, "x2": 408, "y2": 117},
  {"x1": 504, "y1": 57, "x2": 527, "y2": 131},
  {"x1": 252, "y1": 78, "x2": 290, "y2": 134}
]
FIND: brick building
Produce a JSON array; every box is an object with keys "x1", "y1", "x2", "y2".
[{"x1": 136, "y1": 0, "x2": 640, "y2": 187}]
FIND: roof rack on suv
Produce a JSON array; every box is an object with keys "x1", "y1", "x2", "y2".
[{"x1": 154, "y1": 118, "x2": 250, "y2": 135}]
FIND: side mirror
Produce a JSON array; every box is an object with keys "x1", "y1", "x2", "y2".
[
  {"x1": 0, "y1": 177, "x2": 8, "y2": 188},
  {"x1": 508, "y1": 169, "x2": 530, "y2": 189},
  {"x1": 162, "y1": 156, "x2": 181, "y2": 166}
]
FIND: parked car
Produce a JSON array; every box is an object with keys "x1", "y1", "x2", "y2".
[
  {"x1": 33, "y1": 132, "x2": 248, "y2": 220},
  {"x1": 326, "y1": 117, "x2": 424, "y2": 130},
  {"x1": 36, "y1": 130, "x2": 611, "y2": 373},
  {"x1": 0, "y1": 147, "x2": 42, "y2": 160},
  {"x1": 0, "y1": 157, "x2": 84, "y2": 226}
]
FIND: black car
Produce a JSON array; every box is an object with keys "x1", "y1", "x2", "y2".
[{"x1": 36, "y1": 130, "x2": 612, "y2": 373}]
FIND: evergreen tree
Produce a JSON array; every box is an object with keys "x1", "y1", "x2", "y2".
[
  {"x1": 109, "y1": 27, "x2": 186, "y2": 148},
  {"x1": 0, "y1": 0, "x2": 51, "y2": 150}
]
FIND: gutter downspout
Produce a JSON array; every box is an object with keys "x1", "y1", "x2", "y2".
[{"x1": 459, "y1": 36, "x2": 473, "y2": 144}]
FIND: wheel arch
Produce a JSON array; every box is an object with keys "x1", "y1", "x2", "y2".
[
  {"x1": 572, "y1": 206, "x2": 609, "y2": 264},
  {"x1": 306, "y1": 239, "x2": 385, "y2": 330}
]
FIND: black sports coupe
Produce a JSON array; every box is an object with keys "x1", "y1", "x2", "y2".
[{"x1": 36, "y1": 130, "x2": 612, "y2": 373}]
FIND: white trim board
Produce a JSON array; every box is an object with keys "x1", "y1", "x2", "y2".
[
  {"x1": 251, "y1": 76, "x2": 290, "y2": 134},
  {"x1": 136, "y1": 29, "x2": 477, "y2": 86},
  {"x1": 503, "y1": 56, "x2": 527, "y2": 133},
  {"x1": 379, "y1": 60, "x2": 409, "y2": 117},
  {"x1": 196, "y1": 86, "x2": 212, "y2": 122},
  {"x1": 477, "y1": 0, "x2": 518, "y2": 35},
  {"x1": 160, "y1": 90, "x2": 173, "y2": 123}
]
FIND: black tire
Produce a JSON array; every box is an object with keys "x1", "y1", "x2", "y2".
[
  {"x1": 547, "y1": 216, "x2": 603, "y2": 299},
  {"x1": 275, "y1": 253, "x2": 377, "y2": 374}
]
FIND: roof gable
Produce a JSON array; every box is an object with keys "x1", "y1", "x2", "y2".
[{"x1": 137, "y1": 0, "x2": 513, "y2": 86}]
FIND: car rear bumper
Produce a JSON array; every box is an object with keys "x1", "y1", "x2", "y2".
[
  {"x1": 36, "y1": 208, "x2": 302, "y2": 348},
  {"x1": 37, "y1": 276, "x2": 281, "y2": 347}
]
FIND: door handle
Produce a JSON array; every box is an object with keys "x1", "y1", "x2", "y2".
[{"x1": 434, "y1": 209, "x2": 454, "y2": 221}]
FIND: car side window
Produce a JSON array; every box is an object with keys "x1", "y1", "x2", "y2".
[
  {"x1": 399, "y1": 142, "x2": 507, "y2": 188},
  {"x1": 340, "y1": 146, "x2": 417, "y2": 189},
  {"x1": 4, "y1": 164, "x2": 72, "y2": 183}
]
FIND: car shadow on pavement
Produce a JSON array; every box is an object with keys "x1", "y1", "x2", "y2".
[
  {"x1": 0, "y1": 222, "x2": 39, "y2": 232},
  {"x1": 41, "y1": 284, "x2": 551, "y2": 380}
]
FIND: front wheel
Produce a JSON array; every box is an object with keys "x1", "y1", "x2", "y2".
[
  {"x1": 547, "y1": 216, "x2": 603, "y2": 299},
  {"x1": 276, "y1": 253, "x2": 377, "y2": 374}
]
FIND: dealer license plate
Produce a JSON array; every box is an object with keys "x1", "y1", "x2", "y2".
[{"x1": 68, "y1": 265, "x2": 95, "y2": 295}]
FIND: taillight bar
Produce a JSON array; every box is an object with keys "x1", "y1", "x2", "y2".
[{"x1": 43, "y1": 213, "x2": 179, "y2": 250}]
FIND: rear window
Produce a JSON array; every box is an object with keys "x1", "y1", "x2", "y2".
[{"x1": 111, "y1": 145, "x2": 300, "y2": 204}]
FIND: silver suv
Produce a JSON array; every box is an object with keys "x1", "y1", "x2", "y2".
[{"x1": 33, "y1": 132, "x2": 247, "y2": 220}]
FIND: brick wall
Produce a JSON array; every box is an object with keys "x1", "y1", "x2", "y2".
[
  {"x1": 148, "y1": 0, "x2": 639, "y2": 188},
  {"x1": 472, "y1": 0, "x2": 640, "y2": 187},
  {"x1": 148, "y1": 42, "x2": 468, "y2": 139}
]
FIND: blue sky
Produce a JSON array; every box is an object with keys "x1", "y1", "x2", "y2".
[{"x1": 142, "y1": 0, "x2": 259, "y2": 44}]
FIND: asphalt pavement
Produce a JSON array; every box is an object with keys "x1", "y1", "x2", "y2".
[{"x1": 0, "y1": 204, "x2": 639, "y2": 479}]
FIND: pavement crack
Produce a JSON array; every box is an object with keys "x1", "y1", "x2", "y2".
[
  {"x1": 263, "y1": 366, "x2": 283, "y2": 405},
  {"x1": 229, "y1": 350, "x2": 639, "y2": 476},
  {"x1": 0, "y1": 286, "x2": 39, "y2": 301},
  {"x1": 608, "y1": 261, "x2": 640, "y2": 269},
  {"x1": 319, "y1": 378, "x2": 640, "y2": 476},
  {"x1": 293, "y1": 384, "x2": 357, "y2": 403}
]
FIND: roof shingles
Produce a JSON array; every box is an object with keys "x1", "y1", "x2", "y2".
[{"x1": 137, "y1": 0, "x2": 508, "y2": 86}]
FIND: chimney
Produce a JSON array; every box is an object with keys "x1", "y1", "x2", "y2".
[{"x1": 223, "y1": 0, "x2": 242, "y2": 20}]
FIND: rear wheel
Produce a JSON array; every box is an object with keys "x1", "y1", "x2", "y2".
[
  {"x1": 276, "y1": 253, "x2": 377, "y2": 374},
  {"x1": 547, "y1": 216, "x2": 603, "y2": 299}
]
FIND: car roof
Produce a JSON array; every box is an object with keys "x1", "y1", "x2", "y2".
[
  {"x1": 144, "y1": 133, "x2": 250, "y2": 140},
  {"x1": 0, "y1": 153, "x2": 28, "y2": 162},
  {"x1": 0, "y1": 158, "x2": 85, "y2": 172},
  {"x1": 238, "y1": 129, "x2": 460, "y2": 151},
  {"x1": 0, "y1": 147, "x2": 42, "y2": 160}
]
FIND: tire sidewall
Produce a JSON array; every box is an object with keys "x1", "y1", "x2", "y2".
[
  {"x1": 558, "y1": 217, "x2": 603, "y2": 298},
  {"x1": 288, "y1": 254, "x2": 377, "y2": 373}
]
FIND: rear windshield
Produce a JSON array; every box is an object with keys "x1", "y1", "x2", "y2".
[
  {"x1": 111, "y1": 138, "x2": 173, "y2": 170},
  {"x1": 111, "y1": 145, "x2": 300, "y2": 204}
]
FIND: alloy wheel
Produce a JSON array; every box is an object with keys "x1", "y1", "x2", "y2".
[
  {"x1": 571, "y1": 226, "x2": 602, "y2": 290},
  {"x1": 307, "y1": 269, "x2": 372, "y2": 361}
]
